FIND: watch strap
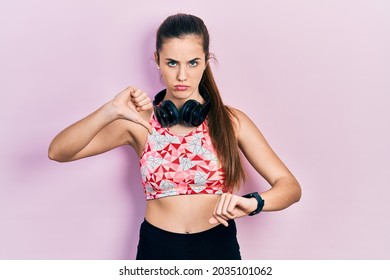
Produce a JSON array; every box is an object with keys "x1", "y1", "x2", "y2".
[{"x1": 242, "y1": 192, "x2": 264, "y2": 216}]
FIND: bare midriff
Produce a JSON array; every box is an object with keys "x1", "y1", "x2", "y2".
[{"x1": 145, "y1": 194, "x2": 221, "y2": 234}]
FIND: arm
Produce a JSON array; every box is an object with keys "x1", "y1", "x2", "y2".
[
  {"x1": 236, "y1": 109, "x2": 301, "y2": 211},
  {"x1": 209, "y1": 108, "x2": 301, "y2": 226},
  {"x1": 48, "y1": 87, "x2": 152, "y2": 162}
]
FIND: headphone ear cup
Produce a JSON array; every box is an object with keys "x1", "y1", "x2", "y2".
[
  {"x1": 196, "y1": 105, "x2": 210, "y2": 125},
  {"x1": 181, "y1": 100, "x2": 202, "y2": 127},
  {"x1": 154, "y1": 100, "x2": 180, "y2": 127}
]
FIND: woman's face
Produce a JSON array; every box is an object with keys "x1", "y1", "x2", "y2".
[{"x1": 156, "y1": 35, "x2": 207, "y2": 106}]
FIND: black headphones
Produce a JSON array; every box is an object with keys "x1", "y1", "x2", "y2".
[{"x1": 153, "y1": 86, "x2": 211, "y2": 127}]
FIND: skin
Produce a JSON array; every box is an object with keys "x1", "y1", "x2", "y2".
[{"x1": 48, "y1": 35, "x2": 301, "y2": 234}]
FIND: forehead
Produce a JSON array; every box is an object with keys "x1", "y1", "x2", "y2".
[{"x1": 159, "y1": 35, "x2": 205, "y2": 59}]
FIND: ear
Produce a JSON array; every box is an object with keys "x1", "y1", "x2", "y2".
[
  {"x1": 154, "y1": 51, "x2": 160, "y2": 68},
  {"x1": 205, "y1": 54, "x2": 211, "y2": 70},
  {"x1": 204, "y1": 59, "x2": 209, "y2": 71}
]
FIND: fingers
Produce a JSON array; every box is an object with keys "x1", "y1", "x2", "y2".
[
  {"x1": 130, "y1": 90, "x2": 152, "y2": 133},
  {"x1": 112, "y1": 87, "x2": 153, "y2": 134},
  {"x1": 217, "y1": 194, "x2": 238, "y2": 220},
  {"x1": 130, "y1": 89, "x2": 152, "y2": 111},
  {"x1": 209, "y1": 194, "x2": 239, "y2": 227}
]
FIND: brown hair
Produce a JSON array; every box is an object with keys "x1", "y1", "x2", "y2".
[{"x1": 156, "y1": 13, "x2": 245, "y2": 190}]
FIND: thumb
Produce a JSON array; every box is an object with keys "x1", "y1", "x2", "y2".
[
  {"x1": 122, "y1": 106, "x2": 153, "y2": 134},
  {"x1": 136, "y1": 116, "x2": 153, "y2": 134},
  {"x1": 208, "y1": 217, "x2": 219, "y2": 225}
]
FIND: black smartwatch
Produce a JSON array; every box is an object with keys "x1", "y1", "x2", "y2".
[{"x1": 242, "y1": 192, "x2": 264, "y2": 216}]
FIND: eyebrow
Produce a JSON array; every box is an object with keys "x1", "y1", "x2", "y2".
[{"x1": 165, "y1": 57, "x2": 202, "y2": 62}]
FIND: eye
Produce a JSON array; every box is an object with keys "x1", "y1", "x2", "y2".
[
  {"x1": 189, "y1": 60, "x2": 198, "y2": 67},
  {"x1": 167, "y1": 61, "x2": 177, "y2": 67}
]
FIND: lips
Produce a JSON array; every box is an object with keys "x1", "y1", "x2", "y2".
[{"x1": 174, "y1": 85, "x2": 189, "y2": 91}]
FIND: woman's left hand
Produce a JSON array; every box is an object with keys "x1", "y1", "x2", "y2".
[{"x1": 209, "y1": 193, "x2": 258, "y2": 227}]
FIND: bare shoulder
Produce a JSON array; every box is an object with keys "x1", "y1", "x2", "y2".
[
  {"x1": 226, "y1": 106, "x2": 259, "y2": 137},
  {"x1": 227, "y1": 106, "x2": 250, "y2": 121}
]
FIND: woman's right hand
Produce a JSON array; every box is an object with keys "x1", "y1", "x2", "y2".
[
  {"x1": 49, "y1": 86, "x2": 153, "y2": 162},
  {"x1": 110, "y1": 86, "x2": 153, "y2": 133}
]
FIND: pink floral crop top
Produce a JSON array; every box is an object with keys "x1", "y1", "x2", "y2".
[{"x1": 139, "y1": 114, "x2": 227, "y2": 200}]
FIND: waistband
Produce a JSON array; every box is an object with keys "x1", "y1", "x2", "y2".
[{"x1": 140, "y1": 218, "x2": 237, "y2": 241}]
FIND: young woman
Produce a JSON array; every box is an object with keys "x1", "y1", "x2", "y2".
[{"x1": 49, "y1": 13, "x2": 301, "y2": 260}]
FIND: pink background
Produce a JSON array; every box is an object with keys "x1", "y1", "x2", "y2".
[{"x1": 1, "y1": 0, "x2": 389, "y2": 259}]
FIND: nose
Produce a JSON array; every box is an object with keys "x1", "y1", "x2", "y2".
[{"x1": 177, "y1": 65, "x2": 187, "y2": 82}]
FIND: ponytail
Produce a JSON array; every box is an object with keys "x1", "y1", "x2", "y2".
[{"x1": 201, "y1": 64, "x2": 245, "y2": 191}]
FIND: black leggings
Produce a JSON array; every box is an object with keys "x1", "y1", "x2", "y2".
[{"x1": 136, "y1": 219, "x2": 241, "y2": 260}]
